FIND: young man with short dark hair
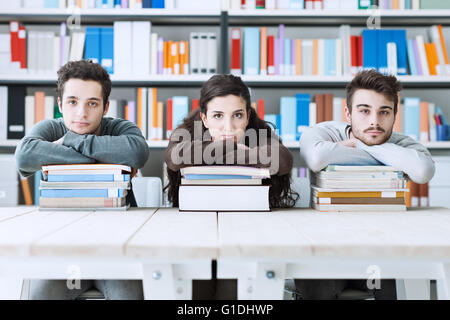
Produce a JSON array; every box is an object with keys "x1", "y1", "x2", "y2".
[
  {"x1": 296, "y1": 70, "x2": 435, "y2": 300},
  {"x1": 15, "y1": 60, "x2": 149, "y2": 300}
]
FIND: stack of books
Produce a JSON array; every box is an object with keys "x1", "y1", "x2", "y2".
[
  {"x1": 178, "y1": 166, "x2": 271, "y2": 212},
  {"x1": 39, "y1": 164, "x2": 131, "y2": 211},
  {"x1": 311, "y1": 165, "x2": 408, "y2": 212}
]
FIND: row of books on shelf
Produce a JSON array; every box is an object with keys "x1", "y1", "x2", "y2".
[
  {"x1": 4, "y1": 0, "x2": 449, "y2": 11},
  {"x1": 231, "y1": 24, "x2": 450, "y2": 77},
  {"x1": 2, "y1": 21, "x2": 217, "y2": 76},
  {"x1": 1, "y1": 86, "x2": 449, "y2": 143}
]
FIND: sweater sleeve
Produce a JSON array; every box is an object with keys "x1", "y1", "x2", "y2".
[
  {"x1": 15, "y1": 119, "x2": 95, "y2": 177},
  {"x1": 62, "y1": 118, "x2": 149, "y2": 169}
]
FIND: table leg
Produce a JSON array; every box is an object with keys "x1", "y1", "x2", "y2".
[
  {"x1": 0, "y1": 277, "x2": 24, "y2": 300},
  {"x1": 253, "y1": 263, "x2": 286, "y2": 300},
  {"x1": 142, "y1": 264, "x2": 176, "y2": 300},
  {"x1": 436, "y1": 264, "x2": 450, "y2": 300}
]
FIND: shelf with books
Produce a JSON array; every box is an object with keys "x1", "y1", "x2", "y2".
[
  {"x1": 282, "y1": 141, "x2": 450, "y2": 149},
  {"x1": 0, "y1": 9, "x2": 223, "y2": 24}
]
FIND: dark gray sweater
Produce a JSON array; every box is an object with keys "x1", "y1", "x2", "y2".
[{"x1": 15, "y1": 117, "x2": 149, "y2": 177}]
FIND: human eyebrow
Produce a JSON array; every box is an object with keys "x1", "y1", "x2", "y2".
[
  {"x1": 380, "y1": 106, "x2": 393, "y2": 110},
  {"x1": 87, "y1": 97, "x2": 101, "y2": 101},
  {"x1": 356, "y1": 104, "x2": 372, "y2": 108}
]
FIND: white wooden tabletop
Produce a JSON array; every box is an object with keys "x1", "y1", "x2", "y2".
[{"x1": 218, "y1": 207, "x2": 450, "y2": 259}]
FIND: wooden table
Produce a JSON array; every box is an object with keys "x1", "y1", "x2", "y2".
[
  {"x1": 0, "y1": 207, "x2": 217, "y2": 300},
  {"x1": 216, "y1": 208, "x2": 450, "y2": 300}
]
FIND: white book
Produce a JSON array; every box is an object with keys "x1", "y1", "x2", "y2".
[
  {"x1": 67, "y1": 0, "x2": 76, "y2": 8},
  {"x1": 198, "y1": 32, "x2": 209, "y2": 74},
  {"x1": 323, "y1": 0, "x2": 340, "y2": 10},
  {"x1": 37, "y1": 32, "x2": 47, "y2": 73},
  {"x1": 181, "y1": 165, "x2": 271, "y2": 177},
  {"x1": 59, "y1": 0, "x2": 67, "y2": 8},
  {"x1": 339, "y1": 25, "x2": 351, "y2": 76},
  {"x1": 428, "y1": 102, "x2": 436, "y2": 142},
  {"x1": 335, "y1": 38, "x2": 342, "y2": 76},
  {"x1": 246, "y1": 0, "x2": 256, "y2": 9},
  {"x1": 114, "y1": 21, "x2": 133, "y2": 75},
  {"x1": 107, "y1": 99, "x2": 118, "y2": 118},
  {"x1": 165, "y1": 0, "x2": 175, "y2": 9},
  {"x1": 0, "y1": 34, "x2": 11, "y2": 74},
  {"x1": 25, "y1": 96, "x2": 35, "y2": 136},
  {"x1": 302, "y1": 39, "x2": 313, "y2": 75},
  {"x1": 312, "y1": 203, "x2": 406, "y2": 212},
  {"x1": 399, "y1": 0, "x2": 405, "y2": 10},
  {"x1": 132, "y1": 21, "x2": 151, "y2": 75},
  {"x1": 332, "y1": 97, "x2": 343, "y2": 122},
  {"x1": 412, "y1": 0, "x2": 419, "y2": 10},
  {"x1": 387, "y1": 42, "x2": 397, "y2": 76},
  {"x1": 190, "y1": 32, "x2": 200, "y2": 74},
  {"x1": 45, "y1": 96, "x2": 54, "y2": 120},
  {"x1": 141, "y1": 87, "x2": 148, "y2": 139},
  {"x1": 340, "y1": 0, "x2": 358, "y2": 10},
  {"x1": 207, "y1": 33, "x2": 217, "y2": 74},
  {"x1": 88, "y1": 0, "x2": 96, "y2": 8},
  {"x1": 69, "y1": 31, "x2": 85, "y2": 61},
  {"x1": 42, "y1": 163, "x2": 131, "y2": 172},
  {"x1": 309, "y1": 102, "x2": 317, "y2": 125},
  {"x1": 45, "y1": 32, "x2": 55, "y2": 74},
  {"x1": 230, "y1": 0, "x2": 242, "y2": 9},
  {"x1": 53, "y1": 36, "x2": 60, "y2": 72},
  {"x1": 0, "y1": 87, "x2": 8, "y2": 141},
  {"x1": 265, "y1": 0, "x2": 276, "y2": 9},
  {"x1": 0, "y1": 0, "x2": 22, "y2": 9},
  {"x1": 147, "y1": 88, "x2": 155, "y2": 140},
  {"x1": 318, "y1": 39, "x2": 325, "y2": 75},
  {"x1": 277, "y1": 0, "x2": 290, "y2": 9},
  {"x1": 180, "y1": 41, "x2": 189, "y2": 75},
  {"x1": 150, "y1": 33, "x2": 158, "y2": 75},
  {"x1": 430, "y1": 25, "x2": 449, "y2": 75},
  {"x1": 23, "y1": 0, "x2": 44, "y2": 8},
  {"x1": 27, "y1": 31, "x2": 38, "y2": 74},
  {"x1": 129, "y1": 0, "x2": 136, "y2": 9},
  {"x1": 415, "y1": 35, "x2": 430, "y2": 76},
  {"x1": 157, "y1": 37, "x2": 164, "y2": 74},
  {"x1": 179, "y1": 185, "x2": 270, "y2": 212},
  {"x1": 171, "y1": 42, "x2": 179, "y2": 74},
  {"x1": 62, "y1": 36, "x2": 71, "y2": 66}
]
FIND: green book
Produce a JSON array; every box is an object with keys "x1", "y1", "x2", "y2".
[
  {"x1": 420, "y1": 0, "x2": 450, "y2": 9},
  {"x1": 358, "y1": 0, "x2": 372, "y2": 9}
]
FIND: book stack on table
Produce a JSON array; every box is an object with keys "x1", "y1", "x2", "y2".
[
  {"x1": 39, "y1": 164, "x2": 132, "y2": 211},
  {"x1": 179, "y1": 166, "x2": 271, "y2": 212},
  {"x1": 311, "y1": 165, "x2": 408, "y2": 212}
]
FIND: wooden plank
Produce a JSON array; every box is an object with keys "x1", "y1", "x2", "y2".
[
  {"x1": 218, "y1": 211, "x2": 313, "y2": 258},
  {"x1": 0, "y1": 210, "x2": 92, "y2": 256},
  {"x1": 31, "y1": 208, "x2": 157, "y2": 257},
  {"x1": 281, "y1": 208, "x2": 450, "y2": 258},
  {"x1": 0, "y1": 206, "x2": 38, "y2": 223},
  {"x1": 126, "y1": 208, "x2": 218, "y2": 259}
]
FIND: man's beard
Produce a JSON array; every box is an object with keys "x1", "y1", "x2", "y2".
[{"x1": 352, "y1": 125, "x2": 393, "y2": 146}]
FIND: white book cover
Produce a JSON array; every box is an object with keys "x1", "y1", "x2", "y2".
[
  {"x1": 246, "y1": 0, "x2": 256, "y2": 9},
  {"x1": 0, "y1": 87, "x2": 8, "y2": 141},
  {"x1": 190, "y1": 32, "x2": 200, "y2": 74},
  {"x1": 309, "y1": 102, "x2": 316, "y2": 125},
  {"x1": 59, "y1": 0, "x2": 67, "y2": 8},
  {"x1": 198, "y1": 32, "x2": 209, "y2": 74},
  {"x1": 278, "y1": 0, "x2": 290, "y2": 9},
  {"x1": 387, "y1": 42, "x2": 397, "y2": 76},
  {"x1": 150, "y1": 33, "x2": 158, "y2": 75},
  {"x1": 147, "y1": 88, "x2": 154, "y2": 140},
  {"x1": 181, "y1": 165, "x2": 271, "y2": 177},
  {"x1": 25, "y1": 96, "x2": 35, "y2": 135},
  {"x1": 0, "y1": 34, "x2": 11, "y2": 74},
  {"x1": 207, "y1": 33, "x2": 217, "y2": 74},
  {"x1": 176, "y1": 0, "x2": 220, "y2": 10},
  {"x1": 165, "y1": 0, "x2": 175, "y2": 9},
  {"x1": 45, "y1": 32, "x2": 55, "y2": 74},
  {"x1": 332, "y1": 97, "x2": 342, "y2": 122},
  {"x1": 0, "y1": 0, "x2": 22, "y2": 9},
  {"x1": 340, "y1": 0, "x2": 358, "y2": 10},
  {"x1": 339, "y1": 25, "x2": 351, "y2": 76},
  {"x1": 415, "y1": 35, "x2": 430, "y2": 76},
  {"x1": 430, "y1": 25, "x2": 448, "y2": 76},
  {"x1": 53, "y1": 36, "x2": 60, "y2": 72},
  {"x1": 132, "y1": 21, "x2": 151, "y2": 75},
  {"x1": 428, "y1": 102, "x2": 436, "y2": 142},
  {"x1": 399, "y1": 0, "x2": 405, "y2": 10},
  {"x1": 412, "y1": 0, "x2": 419, "y2": 10},
  {"x1": 27, "y1": 31, "x2": 38, "y2": 74},
  {"x1": 42, "y1": 163, "x2": 132, "y2": 172},
  {"x1": 302, "y1": 39, "x2": 313, "y2": 75},
  {"x1": 128, "y1": 0, "x2": 136, "y2": 9},
  {"x1": 23, "y1": 0, "x2": 43, "y2": 8},
  {"x1": 180, "y1": 41, "x2": 189, "y2": 74},
  {"x1": 37, "y1": 32, "x2": 47, "y2": 73},
  {"x1": 114, "y1": 21, "x2": 133, "y2": 75},
  {"x1": 107, "y1": 99, "x2": 118, "y2": 118},
  {"x1": 230, "y1": 0, "x2": 241, "y2": 9},
  {"x1": 44, "y1": 96, "x2": 55, "y2": 120},
  {"x1": 323, "y1": 0, "x2": 340, "y2": 10},
  {"x1": 76, "y1": 31, "x2": 86, "y2": 61},
  {"x1": 88, "y1": 0, "x2": 96, "y2": 8},
  {"x1": 171, "y1": 42, "x2": 179, "y2": 74},
  {"x1": 62, "y1": 36, "x2": 71, "y2": 66},
  {"x1": 335, "y1": 38, "x2": 342, "y2": 76},
  {"x1": 68, "y1": 31, "x2": 78, "y2": 61},
  {"x1": 318, "y1": 39, "x2": 325, "y2": 76},
  {"x1": 81, "y1": 0, "x2": 89, "y2": 8},
  {"x1": 141, "y1": 87, "x2": 148, "y2": 139}
]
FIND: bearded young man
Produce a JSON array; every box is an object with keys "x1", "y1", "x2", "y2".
[{"x1": 295, "y1": 69, "x2": 435, "y2": 300}]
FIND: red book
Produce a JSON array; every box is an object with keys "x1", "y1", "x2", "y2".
[
  {"x1": 350, "y1": 35, "x2": 358, "y2": 74},
  {"x1": 192, "y1": 99, "x2": 200, "y2": 111},
  {"x1": 256, "y1": 0, "x2": 265, "y2": 8},
  {"x1": 18, "y1": 25, "x2": 26, "y2": 69},
  {"x1": 267, "y1": 35, "x2": 275, "y2": 75},
  {"x1": 257, "y1": 99, "x2": 265, "y2": 119},
  {"x1": 166, "y1": 98, "x2": 173, "y2": 139},
  {"x1": 10, "y1": 21, "x2": 20, "y2": 63},
  {"x1": 357, "y1": 36, "x2": 363, "y2": 68},
  {"x1": 231, "y1": 28, "x2": 241, "y2": 75}
]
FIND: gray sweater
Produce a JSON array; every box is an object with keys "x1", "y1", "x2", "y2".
[
  {"x1": 15, "y1": 117, "x2": 149, "y2": 177},
  {"x1": 299, "y1": 121, "x2": 435, "y2": 184}
]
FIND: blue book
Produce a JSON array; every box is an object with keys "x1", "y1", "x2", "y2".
[
  {"x1": 404, "y1": 97, "x2": 421, "y2": 141},
  {"x1": 41, "y1": 189, "x2": 126, "y2": 198},
  {"x1": 362, "y1": 29, "x2": 378, "y2": 70},
  {"x1": 185, "y1": 174, "x2": 253, "y2": 180},
  {"x1": 392, "y1": 30, "x2": 408, "y2": 75},
  {"x1": 34, "y1": 171, "x2": 42, "y2": 206},
  {"x1": 114, "y1": 0, "x2": 121, "y2": 7},
  {"x1": 243, "y1": 28, "x2": 260, "y2": 75},
  {"x1": 143, "y1": 0, "x2": 152, "y2": 8},
  {"x1": 284, "y1": 38, "x2": 291, "y2": 76},
  {"x1": 264, "y1": 114, "x2": 281, "y2": 136},
  {"x1": 280, "y1": 97, "x2": 297, "y2": 142},
  {"x1": 295, "y1": 94, "x2": 310, "y2": 140},
  {"x1": 405, "y1": 0, "x2": 411, "y2": 9},
  {"x1": 96, "y1": 0, "x2": 103, "y2": 8},
  {"x1": 100, "y1": 27, "x2": 114, "y2": 74},
  {"x1": 377, "y1": 30, "x2": 390, "y2": 75},
  {"x1": 325, "y1": 39, "x2": 336, "y2": 76},
  {"x1": 102, "y1": 0, "x2": 108, "y2": 7},
  {"x1": 152, "y1": 0, "x2": 165, "y2": 8},
  {"x1": 107, "y1": 0, "x2": 114, "y2": 8},
  {"x1": 172, "y1": 96, "x2": 189, "y2": 129},
  {"x1": 44, "y1": 0, "x2": 59, "y2": 8},
  {"x1": 84, "y1": 27, "x2": 101, "y2": 64},
  {"x1": 47, "y1": 174, "x2": 131, "y2": 182},
  {"x1": 407, "y1": 39, "x2": 418, "y2": 75}
]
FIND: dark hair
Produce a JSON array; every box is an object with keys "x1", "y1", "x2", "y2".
[
  {"x1": 56, "y1": 60, "x2": 112, "y2": 108},
  {"x1": 346, "y1": 70, "x2": 402, "y2": 115},
  {"x1": 165, "y1": 74, "x2": 299, "y2": 208}
]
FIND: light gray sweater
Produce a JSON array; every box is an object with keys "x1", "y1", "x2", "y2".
[
  {"x1": 299, "y1": 121, "x2": 435, "y2": 184},
  {"x1": 15, "y1": 117, "x2": 149, "y2": 177}
]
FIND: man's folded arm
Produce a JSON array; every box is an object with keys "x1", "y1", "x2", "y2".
[
  {"x1": 357, "y1": 139, "x2": 435, "y2": 184},
  {"x1": 299, "y1": 126, "x2": 381, "y2": 172}
]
